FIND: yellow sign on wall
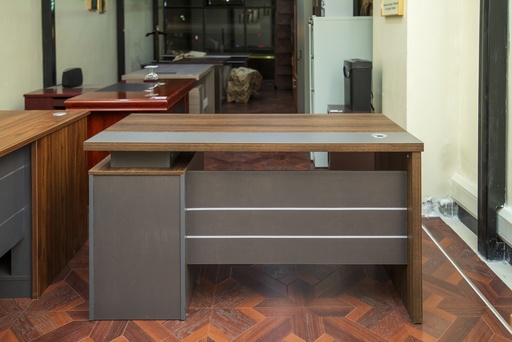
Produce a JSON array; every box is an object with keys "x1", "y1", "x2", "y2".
[
  {"x1": 381, "y1": 0, "x2": 404, "y2": 16},
  {"x1": 87, "y1": 0, "x2": 107, "y2": 13}
]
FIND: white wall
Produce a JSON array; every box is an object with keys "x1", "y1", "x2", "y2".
[
  {"x1": 372, "y1": 5, "x2": 407, "y2": 128},
  {"x1": 0, "y1": 1, "x2": 43, "y2": 110},
  {"x1": 373, "y1": 0, "x2": 480, "y2": 201},
  {"x1": 0, "y1": 1, "x2": 121, "y2": 110},
  {"x1": 323, "y1": 0, "x2": 353, "y2": 17},
  {"x1": 125, "y1": 0, "x2": 153, "y2": 73},
  {"x1": 56, "y1": 1, "x2": 118, "y2": 87},
  {"x1": 452, "y1": 1, "x2": 480, "y2": 217},
  {"x1": 406, "y1": 0, "x2": 462, "y2": 199}
]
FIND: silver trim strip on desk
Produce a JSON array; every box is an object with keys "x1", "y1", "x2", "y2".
[
  {"x1": 186, "y1": 207, "x2": 408, "y2": 211},
  {"x1": 186, "y1": 235, "x2": 408, "y2": 239}
]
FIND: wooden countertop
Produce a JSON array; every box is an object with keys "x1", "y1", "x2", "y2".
[
  {"x1": 84, "y1": 113, "x2": 424, "y2": 153},
  {"x1": 0, "y1": 110, "x2": 89, "y2": 158},
  {"x1": 64, "y1": 79, "x2": 196, "y2": 111}
]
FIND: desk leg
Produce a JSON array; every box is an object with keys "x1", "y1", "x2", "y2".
[
  {"x1": 377, "y1": 152, "x2": 422, "y2": 323},
  {"x1": 406, "y1": 152, "x2": 422, "y2": 323}
]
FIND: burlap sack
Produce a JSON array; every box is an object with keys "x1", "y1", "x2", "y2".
[{"x1": 226, "y1": 67, "x2": 263, "y2": 103}]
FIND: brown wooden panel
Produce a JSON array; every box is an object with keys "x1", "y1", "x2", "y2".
[
  {"x1": 97, "y1": 113, "x2": 409, "y2": 134},
  {"x1": 187, "y1": 237, "x2": 407, "y2": 264},
  {"x1": 407, "y1": 152, "x2": 422, "y2": 323},
  {"x1": 329, "y1": 152, "x2": 375, "y2": 170},
  {"x1": 32, "y1": 117, "x2": 88, "y2": 298},
  {"x1": 24, "y1": 98, "x2": 53, "y2": 110},
  {"x1": 0, "y1": 110, "x2": 89, "y2": 158},
  {"x1": 377, "y1": 152, "x2": 422, "y2": 323},
  {"x1": 276, "y1": 0, "x2": 294, "y2": 13}
]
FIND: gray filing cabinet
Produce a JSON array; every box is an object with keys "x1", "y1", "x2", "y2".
[{"x1": 0, "y1": 146, "x2": 32, "y2": 297}]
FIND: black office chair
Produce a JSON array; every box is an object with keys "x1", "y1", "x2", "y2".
[{"x1": 62, "y1": 67, "x2": 83, "y2": 88}]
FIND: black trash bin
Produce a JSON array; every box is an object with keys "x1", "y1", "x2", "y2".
[{"x1": 343, "y1": 59, "x2": 372, "y2": 112}]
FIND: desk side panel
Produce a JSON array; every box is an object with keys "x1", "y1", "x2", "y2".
[
  {"x1": 32, "y1": 117, "x2": 88, "y2": 298},
  {"x1": 90, "y1": 175, "x2": 183, "y2": 320},
  {"x1": 376, "y1": 152, "x2": 423, "y2": 323}
]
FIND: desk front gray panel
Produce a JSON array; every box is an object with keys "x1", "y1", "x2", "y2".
[
  {"x1": 185, "y1": 171, "x2": 407, "y2": 265},
  {"x1": 186, "y1": 210, "x2": 407, "y2": 236},
  {"x1": 187, "y1": 238, "x2": 406, "y2": 264},
  {"x1": 185, "y1": 171, "x2": 407, "y2": 208},
  {"x1": 0, "y1": 146, "x2": 32, "y2": 297},
  {"x1": 90, "y1": 174, "x2": 183, "y2": 320}
]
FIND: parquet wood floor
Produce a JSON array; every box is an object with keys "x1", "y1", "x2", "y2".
[
  {"x1": 1, "y1": 218, "x2": 512, "y2": 341},
  {"x1": 2, "y1": 81, "x2": 512, "y2": 341}
]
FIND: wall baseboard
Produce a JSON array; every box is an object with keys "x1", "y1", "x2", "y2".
[
  {"x1": 458, "y1": 206, "x2": 478, "y2": 235},
  {"x1": 450, "y1": 173, "x2": 478, "y2": 234},
  {"x1": 451, "y1": 173, "x2": 477, "y2": 218},
  {"x1": 498, "y1": 206, "x2": 512, "y2": 248},
  {"x1": 451, "y1": 173, "x2": 512, "y2": 263}
]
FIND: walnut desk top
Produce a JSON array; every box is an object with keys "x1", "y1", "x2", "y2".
[
  {"x1": 84, "y1": 113, "x2": 424, "y2": 153},
  {"x1": 0, "y1": 110, "x2": 89, "y2": 158}
]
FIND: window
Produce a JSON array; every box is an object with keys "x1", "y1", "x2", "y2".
[{"x1": 163, "y1": 0, "x2": 275, "y2": 55}]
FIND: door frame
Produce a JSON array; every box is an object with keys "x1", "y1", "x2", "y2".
[{"x1": 478, "y1": 0, "x2": 508, "y2": 260}]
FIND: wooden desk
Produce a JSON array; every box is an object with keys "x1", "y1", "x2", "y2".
[
  {"x1": 0, "y1": 110, "x2": 89, "y2": 298},
  {"x1": 85, "y1": 113, "x2": 424, "y2": 323},
  {"x1": 24, "y1": 86, "x2": 97, "y2": 110},
  {"x1": 65, "y1": 79, "x2": 196, "y2": 168},
  {"x1": 169, "y1": 58, "x2": 232, "y2": 113},
  {"x1": 122, "y1": 64, "x2": 216, "y2": 113}
]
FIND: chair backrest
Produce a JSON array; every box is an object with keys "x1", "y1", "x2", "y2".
[{"x1": 62, "y1": 68, "x2": 83, "y2": 88}]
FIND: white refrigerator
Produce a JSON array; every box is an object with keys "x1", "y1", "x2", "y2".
[{"x1": 308, "y1": 16, "x2": 373, "y2": 166}]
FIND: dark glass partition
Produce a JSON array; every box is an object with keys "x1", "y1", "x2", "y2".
[{"x1": 163, "y1": 0, "x2": 274, "y2": 55}]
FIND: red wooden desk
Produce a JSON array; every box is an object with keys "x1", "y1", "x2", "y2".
[
  {"x1": 24, "y1": 86, "x2": 98, "y2": 110},
  {"x1": 65, "y1": 79, "x2": 196, "y2": 168}
]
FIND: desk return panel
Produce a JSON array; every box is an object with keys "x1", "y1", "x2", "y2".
[
  {"x1": 90, "y1": 174, "x2": 185, "y2": 320},
  {"x1": 186, "y1": 171, "x2": 407, "y2": 265},
  {"x1": 0, "y1": 146, "x2": 31, "y2": 297}
]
